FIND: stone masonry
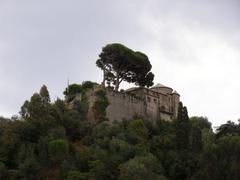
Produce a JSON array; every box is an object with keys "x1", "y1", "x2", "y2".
[{"x1": 86, "y1": 83, "x2": 180, "y2": 122}]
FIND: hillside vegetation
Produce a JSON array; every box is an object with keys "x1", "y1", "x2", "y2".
[{"x1": 0, "y1": 83, "x2": 240, "y2": 180}]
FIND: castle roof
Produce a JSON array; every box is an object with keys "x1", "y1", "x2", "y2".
[
  {"x1": 151, "y1": 83, "x2": 173, "y2": 90},
  {"x1": 125, "y1": 87, "x2": 139, "y2": 92},
  {"x1": 125, "y1": 83, "x2": 179, "y2": 96},
  {"x1": 173, "y1": 90, "x2": 180, "y2": 96}
]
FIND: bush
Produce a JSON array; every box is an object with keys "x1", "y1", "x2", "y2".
[
  {"x1": 0, "y1": 162, "x2": 8, "y2": 179},
  {"x1": 48, "y1": 139, "x2": 69, "y2": 163},
  {"x1": 19, "y1": 157, "x2": 40, "y2": 180}
]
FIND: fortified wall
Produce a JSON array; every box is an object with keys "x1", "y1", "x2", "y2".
[{"x1": 86, "y1": 83, "x2": 180, "y2": 122}]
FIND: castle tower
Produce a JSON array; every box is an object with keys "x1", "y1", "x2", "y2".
[
  {"x1": 150, "y1": 83, "x2": 173, "y2": 94},
  {"x1": 150, "y1": 83, "x2": 180, "y2": 120},
  {"x1": 172, "y1": 90, "x2": 180, "y2": 119}
]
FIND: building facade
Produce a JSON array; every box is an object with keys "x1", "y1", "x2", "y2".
[{"x1": 87, "y1": 83, "x2": 180, "y2": 122}]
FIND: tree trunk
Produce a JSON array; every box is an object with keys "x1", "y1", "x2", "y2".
[
  {"x1": 115, "y1": 83, "x2": 119, "y2": 91},
  {"x1": 102, "y1": 70, "x2": 106, "y2": 86},
  {"x1": 114, "y1": 72, "x2": 120, "y2": 91}
]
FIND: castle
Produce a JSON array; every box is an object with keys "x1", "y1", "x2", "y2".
[{"x1": 86, "y1": 83, "x2": 180, "y2": 122}]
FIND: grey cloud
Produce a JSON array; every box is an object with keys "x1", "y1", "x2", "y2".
[
  {"x1": 0, "y1": 0, "x2": 149, "y2": 116},
  {"x1": 0, "y1": 0, "x2": 239, "y2": 127}
]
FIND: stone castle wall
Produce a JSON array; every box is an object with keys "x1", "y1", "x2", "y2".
[
  {"x1": 85, "y1": 84, "x2": 180, "y2": 122},
  {"x1": 106, "y1": 90, "x2": 146, "y2": 121}
]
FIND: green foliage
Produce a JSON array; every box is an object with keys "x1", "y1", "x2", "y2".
[
  {"x1": 60, "y1": 159, "x2": 76, "y2": 179},
  {"x1": 64, "y1": 83, "x2": 82, "y2": 97},
  {"x1": 195, "y1": 136, "x2": 240, "y2": 180},
  {"x1": 202, "y1": 128, "x2": 215, "y2": 151},
  {"x1": 67, "y1": 170, "x2": 88, "y2": 180},
  {"x1": 216, "y1": 120, "x2": 240, "y2": 139},
  {"x1": 64, "y1": 81, "x2": 96, "y2": 102},
  {"x1": 19, "y1": 157, "x2": 40, "y2": 180},
  {"x1": 126, "y1": 119, "x2": 149, "y2": 145},
  {"x1": 0, "y1": 117, "x2": 10, "y2": 134},
  {"x1": 216, "y1": 136, "x2": 240, "y2": 178},
  {"x1": 0, "y1": 162, "x2": 8, "y2": 179},
  {"x1": 96, "y1": 43, "x2": 154, "y2": 90},
  {"x1": 109, "y1": 138, "x2": 133, "y2": 164},
  {"x1": 40, "y1": 84, "x2": 50, "y2": 104},
  {"x1": 89, "y1": 159, "x2": 108, "y2": 179},
  {"x1": 190, "y1": 116, "x2": 214, "y2": 151},
  {"x1": 48, "y1": 139, "x2": 69, "y2": 163},
  {"x1": 190, "y1": 116, "x2": 212, "y2": 130},
  {"x1": 175, "y1": 102, "x2": 191, "y2": 151},
  {"x1": 2, "y1": 84, "x2": 240, "y2": 179},
  {"x1": 82, "y1": 81, "x2": 95, "y2": 89},
  {"x1": 119, "y1": 154, "x2": 166, "y2": 180},
  {"x1": 92, "y1": 89, "x2": 109, "y2": 122},
  {"x1": 37, "y1": 137, "x2": 51, "y2": 166}
]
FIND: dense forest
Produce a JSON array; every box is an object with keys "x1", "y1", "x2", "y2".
[{"x1": 0, "y1": 81, "x2": 240, "y2": 180}]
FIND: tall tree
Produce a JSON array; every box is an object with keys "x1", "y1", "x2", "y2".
[
  {"x1": 216, "y1": 120, "x2": 240, "y2": 139},
  {"x1": 40, "y1": 85, "x2": 50, "y2": 104},
  {"x1": 130, "y1": 51, "x2": 154, "y2": 87},
  {"x1": 20, "y1": 85, "x2": 52, "y2": 119},
  {"x1": 175, "y1": 102, "x2": 191, "y2": 151},
  {"x1": 96, "y1": 43, "x2": 154, "y2": 90}
]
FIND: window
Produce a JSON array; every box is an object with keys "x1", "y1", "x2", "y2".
[
  {"x1": 154, "y1": 99, "x2": 157, "y2": 104},
  {"x1": 147, "y1": 97, "x2": 151, "y2": 102},
  {"x1": 160, "y1": 106, "x2": 165, "y2": 111}
]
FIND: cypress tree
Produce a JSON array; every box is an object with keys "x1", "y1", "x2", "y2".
[{"x1": 175, "y1": 102, "x2": 191, "y2": 151}]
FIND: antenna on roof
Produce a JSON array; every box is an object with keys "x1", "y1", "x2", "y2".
[{"x1": 67, "y1": 77, "x2": 70, "y2": 94}]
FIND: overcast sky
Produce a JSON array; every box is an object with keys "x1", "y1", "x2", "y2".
[{"x1": 0, "y1": 0, "x2": 240, "y2": 127}]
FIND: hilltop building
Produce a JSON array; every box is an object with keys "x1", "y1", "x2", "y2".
[{"x1": 86, "y1": 83, "x2": 180, "y2": 122}]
